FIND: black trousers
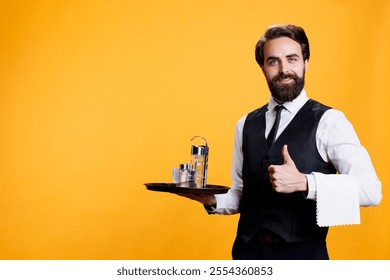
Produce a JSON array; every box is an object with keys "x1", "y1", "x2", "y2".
[{"x1": 232, "y1": 236, "x2": 329, "y2": 260}]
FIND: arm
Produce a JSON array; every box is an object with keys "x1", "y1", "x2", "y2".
[
  {"x1": 212, "y1": 115, "x2": 246, "y2": 214},
  {"x1": 268, "y1": 109, "x2": 382, "y2": 226},
  {"x1": 268, "y1": 109, "x2": 381, "y2": 205},
  {"x1": 310, "y1": 109, "x2": 382, "y2": 206}
]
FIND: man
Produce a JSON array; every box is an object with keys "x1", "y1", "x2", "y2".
[{"x1": 183, "y1": 24, "x2": 382, "y2": 260}]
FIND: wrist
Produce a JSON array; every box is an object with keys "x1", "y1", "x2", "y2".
[{"x1": 205, "y1": 195, "x2": 216, "y2": 207}]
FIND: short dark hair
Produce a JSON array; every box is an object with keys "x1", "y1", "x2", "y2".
[{"x1": 255, "y1": 24, "x2": 310, "y2": 68}]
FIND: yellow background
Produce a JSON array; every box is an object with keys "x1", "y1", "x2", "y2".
[{"x1": 0, "y1": 0, "x2": 389, "y2": 260}]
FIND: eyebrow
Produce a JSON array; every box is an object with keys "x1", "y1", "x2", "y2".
[
  {"x1": 286, "y1": 54, "x2": 300, "y2": 59},
  {"x1": 266, "y1": 53, "x2": 300, "y2": 62}
]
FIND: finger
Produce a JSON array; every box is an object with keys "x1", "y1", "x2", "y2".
[
  {"x1": 282, "y1": 144, "x2": 293, "y2": 164},
  {"x1": 268, "y1": 165, "x2": 276, "y2": 173}
]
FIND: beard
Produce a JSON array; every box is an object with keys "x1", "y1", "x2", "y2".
[{"x1": 267, "y1": 72, "x2": 305, "y2": 103}]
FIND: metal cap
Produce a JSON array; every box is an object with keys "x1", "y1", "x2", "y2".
[
  {"x1": 179, "y1": 163, "x2": 191, "y2": 170},
  {"x1": 191, "y1": 145, "x2": 208, "y2": 155}
]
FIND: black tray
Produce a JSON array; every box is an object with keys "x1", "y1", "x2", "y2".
[{"x1": 144, "y1": 183, "x2": 229, "y2": 194}]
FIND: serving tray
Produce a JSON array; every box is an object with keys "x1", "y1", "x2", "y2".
[{"x1": 144, "y1": 183, "x2": 229, "y2": 194}]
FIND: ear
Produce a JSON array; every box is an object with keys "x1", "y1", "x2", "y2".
[{"x1": 304, "y1": 60, "x2": 309, "y2": 71}]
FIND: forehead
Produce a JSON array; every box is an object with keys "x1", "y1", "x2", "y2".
[{"x1": 263, "y1": 37, "x2": 302, "y2": 58}]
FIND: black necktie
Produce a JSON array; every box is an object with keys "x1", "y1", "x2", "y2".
[{"x1": 267, "y1": 105, "x2": 284, "y2": 146}]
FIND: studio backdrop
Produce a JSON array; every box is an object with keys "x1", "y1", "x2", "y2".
[{"x1": 0, "y1": 0, "x2": 389, "y2": 259}]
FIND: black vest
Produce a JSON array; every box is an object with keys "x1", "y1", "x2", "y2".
[{"x1": 237, "y1": 99, "x2": 336, "y2": 243}]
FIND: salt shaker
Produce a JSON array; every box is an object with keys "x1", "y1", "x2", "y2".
[{"x1": 178, "y1": 163, "x2": 191, "y2": 187}]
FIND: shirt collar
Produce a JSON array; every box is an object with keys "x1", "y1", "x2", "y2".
[{"x1": 267, "y1": 89, "x2": 309, "y2": 114}]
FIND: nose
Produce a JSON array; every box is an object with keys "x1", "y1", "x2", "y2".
[{"x1": 279, "y1": 61, "x2": 290, "y2": 75}]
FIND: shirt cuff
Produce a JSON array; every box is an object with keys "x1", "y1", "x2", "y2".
[{"x1": 306, "y1": 174, "x2": 317, "y2": 200}]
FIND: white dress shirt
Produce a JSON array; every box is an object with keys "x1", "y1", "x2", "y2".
[{"x1": 213, "y1": 90, "x2": 382, "y2": 226}]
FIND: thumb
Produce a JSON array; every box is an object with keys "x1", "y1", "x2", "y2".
[{"x1": 282, "y1": 144, "x2": 294, "y2": 165}]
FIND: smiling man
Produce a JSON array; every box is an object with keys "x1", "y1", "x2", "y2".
[
  {"x1": 261, "y1": 36, "x2": 307, "y2": 103},
  {"x1": 181, "y1": 24, "x2": 382, "y2": 260}
]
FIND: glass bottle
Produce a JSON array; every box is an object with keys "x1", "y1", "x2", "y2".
[{"x1": 190, "y1": 136, "x2": 209, "y2": 188}]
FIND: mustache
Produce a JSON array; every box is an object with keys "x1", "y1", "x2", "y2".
[{"x1": 272, "y1": 72, "x2": 298, "y2": 82}]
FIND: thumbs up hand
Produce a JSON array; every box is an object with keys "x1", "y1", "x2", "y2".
[{"x1": 267, "y1": 145, "x2": 308, "y2": 194}]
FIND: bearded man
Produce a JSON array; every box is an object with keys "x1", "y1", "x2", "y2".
[{"x1": 182, "y1": 24, "x2": 382, "y2": 260}]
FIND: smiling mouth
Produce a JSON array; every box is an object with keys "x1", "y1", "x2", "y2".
[{"x1": 280, "y1": 78, "x2": 294, "y2": 83}]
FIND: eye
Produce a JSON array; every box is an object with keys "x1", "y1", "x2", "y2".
[
  {"x1": 288, "y1": 57, "x2": 298, "y2": 63},
  {"x1": 267, "y1": 59, "x2": 278, "y2": 66}
]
